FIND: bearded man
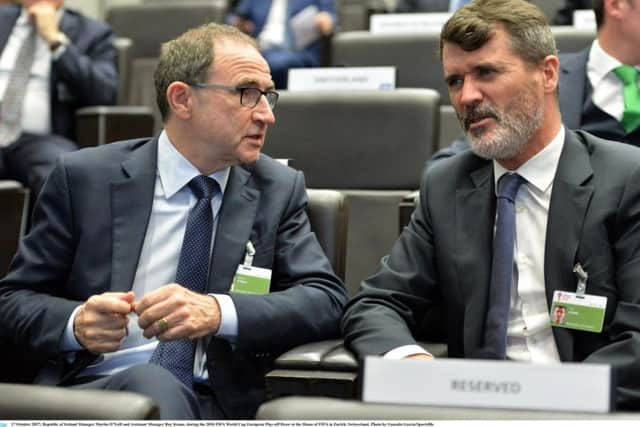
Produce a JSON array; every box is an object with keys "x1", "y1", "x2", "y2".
[{"x1": 341, "y1": 0, "x2": 640, "y2": 410}]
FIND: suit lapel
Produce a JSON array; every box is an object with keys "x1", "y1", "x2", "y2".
[
  {"x1": 0, "y1": 6, "x2": 20, "y2": 50},
  {"x1": 456, "y1": 161, "x2": 496, "y2": 355},
  {"x1": 544, "y1": 130, "x2": 594, "y2": 361},
  {"x1": 110, "y1": 138, "x2": 158, "y2": 292},
  {"x1": 559, "y1": 49, "x2": 589, "y2": 130},
  {"x1": 209, "y1": 165, "x2": 260, "y2": 293}
]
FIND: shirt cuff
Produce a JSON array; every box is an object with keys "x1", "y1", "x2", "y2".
[
  {"x1": 210, "y1": 293, "x2": 238, "y2": 343},
  {"x1": 60, "y1": 305, "x2": 84, "y2": 352},
  {"x1": 384, "y1": 344, "x2": 432, "y2": 359}
]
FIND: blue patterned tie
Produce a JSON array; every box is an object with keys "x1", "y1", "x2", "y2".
[
  {"x1": 150, "y1": 175, "x2": 219, "y2": 388},
  {"x1": 481, "y1": 173, "x2": 525, "y2": 359}
]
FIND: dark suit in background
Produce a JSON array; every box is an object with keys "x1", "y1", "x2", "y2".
[
  {"x1": 559, "y1": 48, "x2": 640, "y2": 146},
  {"x1": 0, "y1": 4, "x2": 117, "y2": 201}
]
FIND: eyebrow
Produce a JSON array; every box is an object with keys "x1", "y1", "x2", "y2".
[
  {"x1": 237, "y1": 78, "x2": 276, "y2": 91},
  {"x1": 444, "y1": 61, "x2": 507, "y2": 81}
]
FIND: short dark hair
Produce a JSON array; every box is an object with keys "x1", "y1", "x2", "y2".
[
  {"x1": 440, "y1": 0, "x2": 557, "y2": 66},
  {"x1": 154, "y1": 23, "x2": 258, "y2": 121}
]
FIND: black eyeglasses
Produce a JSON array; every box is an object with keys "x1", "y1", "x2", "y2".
[{"x1": 188, "y1": 83, "x2": 279, "y2": 109}]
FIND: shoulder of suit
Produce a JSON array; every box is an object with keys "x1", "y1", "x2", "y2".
[
  {"x1": 62, "y1": 137, "x2": 151, "y2": 164},
  {"x1": 571, "y1": 129, "x2": 640, "y2": 164},
  {"x1": 241, "y1": 153, "x2": 298, "y2": 178},
  {"x1": 62, "y1": 7, "x2": 113, "y2": 34}
]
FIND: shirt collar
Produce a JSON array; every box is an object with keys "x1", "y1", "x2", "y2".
[
  {"x1": 587, "y1": 39, "x2": 640, "y2": 87},
  {"x1": 157, "y1": 130, "x2": 230, "y2": 199},
  {"x1": 493, "y1": 126, "x2": 565, "y2": 195}
]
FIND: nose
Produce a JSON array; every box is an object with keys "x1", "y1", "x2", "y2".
[
  {"x1": 458, "y1": 77, "x2": 483, "y2": 108},
  {"x1": 253, "y1": 94, "x2": 276, "y2": 125}
]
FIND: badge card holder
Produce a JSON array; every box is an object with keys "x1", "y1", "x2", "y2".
[
  {"x1": 230, "y1": 241, "x2": 272, "y2": 295},
  {"x1": 550, "y1": 263, "x2": 607, "y2": 333}
]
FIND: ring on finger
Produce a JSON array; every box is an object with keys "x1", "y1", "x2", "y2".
[{"x1": 156, "y1": 317, "x2": 169, "y2": 334}]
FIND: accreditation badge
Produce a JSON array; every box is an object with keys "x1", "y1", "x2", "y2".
[
  {"x1": 550, "y1": 290, "x2": 607, "y2": 333},
  {"x1": 230, "y1": 264, "x2": 271, "y2": 295}
]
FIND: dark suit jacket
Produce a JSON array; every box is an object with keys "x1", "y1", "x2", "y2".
[
  {"x1": 342, "y1": 130, "x2": 640, "y2": 409},
  {"x1": 0, "y1": 5, "x2": 117, "y2": 140},
  {"x1": 232, "y1": 0, "x2": 336, "y2": 67},
  {"x1": 559, "y1": 48, "x2": 591, "y2": 131},
  {"x1": 0, "y1": 137, "x2": 347, "y2": 418}
]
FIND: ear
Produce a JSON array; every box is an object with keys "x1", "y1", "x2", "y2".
[
  {"x1": 605, "y1": 0, "x2": 626, "y2": 21},
  {"x1": 166, "y1": 81, "x2": 193, "y2": 120},
  {"x1": 540, "y1": 55, "x2": 559, "y2": 94}
]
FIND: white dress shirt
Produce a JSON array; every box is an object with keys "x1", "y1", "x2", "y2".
[
  {"x1": 494, "y1": 126, "x2": 564, "y2": 364},
  {"x1": 0, "y1": 8, "x2": 59, "y2": 136},
  {"x1": 587, "y1": 39, "x2": 640, "y2": 122},
  {"x1": 61, "y1": 131, "x2": 239, "y2": 380},
  {"x1": 258, "y1": 0, "x2": 287, "y2": 49},
  {"x1": 387, "y1": 127, "x2": 566, "y2": 362}
]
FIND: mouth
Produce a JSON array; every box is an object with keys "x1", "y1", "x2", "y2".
[
  {"x1": 466, "y1": 116, "x2": 494, "y2": 131},
  {"x1": 245, "y1": 134, "x2": 264, "y2": 146}
]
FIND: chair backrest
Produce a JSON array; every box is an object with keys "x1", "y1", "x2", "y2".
[
  {"x1": 106, "y1": 1, "x2": 229, "y2": 131},
  {"x1": 265, "y1": 88, "x2": 440, "y2": 190},
  {"x1": 106, "y1": 1, "x2": 229, "y2": 60},
  {"x1": 0, "y1": 180, "x2": 29, "y2": 276},
  {"x1": 529, "y1": 0, "x2": 564, "y2": 23},
  {"x1": 305, "y1": 189, "x2": 348, "y2": 280},
  {"x1": 331, "y1": 31, "x2": 446, "y2": 101},
  {"x1": 551, "y1": 26, "x2": 595, "y2": 54}
]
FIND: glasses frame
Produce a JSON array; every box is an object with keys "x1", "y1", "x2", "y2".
[{"x1": 188, "y1": 83, "x2": 279, "y2": 109}]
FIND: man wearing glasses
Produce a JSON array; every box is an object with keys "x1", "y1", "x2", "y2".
[{"x1": 0, "y1": 23, "x2": 347, "y2": 420}]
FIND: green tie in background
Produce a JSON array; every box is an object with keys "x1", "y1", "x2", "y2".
[{"x1": 613, "y1": 65, "x2": 640, "y2": 133}]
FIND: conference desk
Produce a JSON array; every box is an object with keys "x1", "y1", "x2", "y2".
[{"x1": 256, "y1": 396, "x2": 640, "y2": 420}]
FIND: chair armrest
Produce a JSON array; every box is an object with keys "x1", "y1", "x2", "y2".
[
  {"x1": 275, "y1": 339, "x2": 356, "y2": 371},
  {"x1": 398, "y1": 189, "x2": 420, "y2": 234},
  {"x1": 0, "y1": 383, "x2": 159, "y2": 419},
  {"x1": 75, "y1": 105, "x2": 155, "y2": 147},
  {"x1": 265, "y1": 339, "x2": 448, "y2": 400}
]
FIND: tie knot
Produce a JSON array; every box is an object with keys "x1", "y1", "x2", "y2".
[
  {"x1": 614, "y1": 65, "x2": 639, "y2": 87},
  {"x1": 497, "y1": 173, "x2": 524, "y2": 203},
  {"x1": 188, "y1": 175, "x2": 219, "y2": 200}
]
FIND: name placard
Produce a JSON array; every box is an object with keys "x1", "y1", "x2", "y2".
[
  {"x1": 573, "y1": 9, "x2": 596, "y2": 30},
  {"x1": 362, "y1": 357, "x2": 613, "y2": 413},
  {"x1": 287, "y1": 67, "x2": 395, "y2": 91},
  {"x1": 370, "y1": 13, "x2": 452, "y2": 34}
]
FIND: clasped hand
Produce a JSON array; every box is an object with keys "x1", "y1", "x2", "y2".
[{"x1": 73, "y1": 285, "x2": 221, "y2": 354}]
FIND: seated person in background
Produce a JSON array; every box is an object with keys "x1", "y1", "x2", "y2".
[
  {"x1": 552, "y1": 0, "x2": 593, "y2": 25},
  {"x1": 559, "y1": 0, "x2": 640, "y2": 145},
  {"x1": 0, "y1": 0, "x2": 117, "y2": 204},
  {"x1": 228, "y1": 0, "x2": 336, "y2": 89},
  {"x1": 342, "y1": 0, "x2": 640, "y2": 410},
  {"x1": 0, "y1": 23, "x2": 347, "y2": 419},
  {"x1": 425, "y1": 0, "x2": 640, "y2": 170}
]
